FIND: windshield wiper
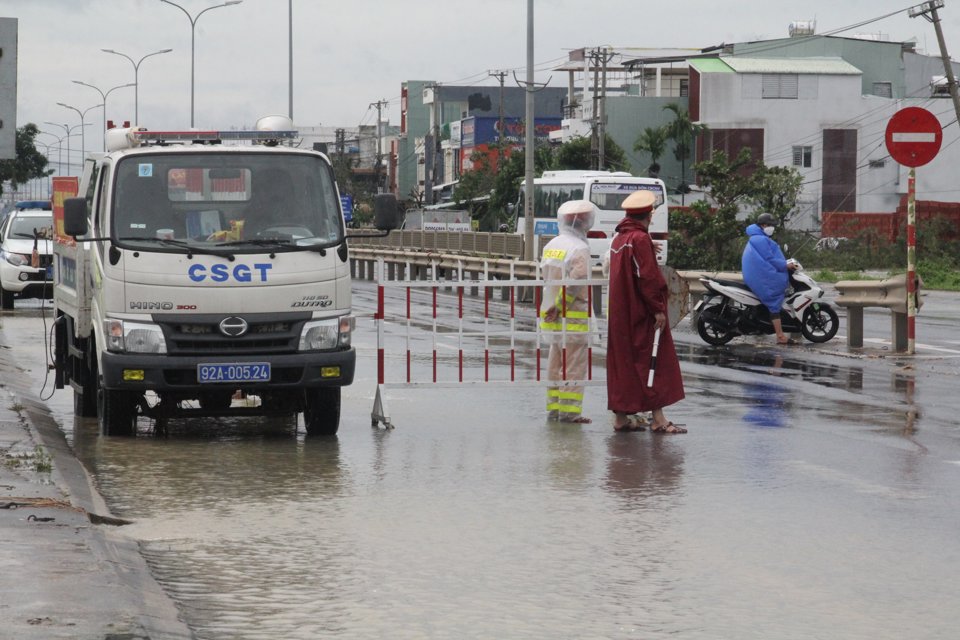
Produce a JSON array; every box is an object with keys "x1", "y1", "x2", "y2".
[
  {"x1": 116, "y1": 236, "x2": 235, "y2": 259},
  {"x1": 216, "y1": 237, "x2": 336, "y2": 256},
  {"x1": 215, "y1": 237, "x2": 296, "y2": 248}
]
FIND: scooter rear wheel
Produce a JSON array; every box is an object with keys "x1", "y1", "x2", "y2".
[
  {"x1": 696, "y1": 306, "x2": 736, "y2": 345},
  {"x1": 800, "y1": 304, "x2": 839, "y2": 343}
]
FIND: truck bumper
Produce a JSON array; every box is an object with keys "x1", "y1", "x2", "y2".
[{"x1": 99, "y1": 348, "x2": 355, "y2": 392}]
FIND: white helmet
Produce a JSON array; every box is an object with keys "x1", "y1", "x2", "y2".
[{"x1": 556, "y1": 199, "x2": 597, "y2": 233}]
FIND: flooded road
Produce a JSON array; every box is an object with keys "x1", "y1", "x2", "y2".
[{"x1": 3, "y1": 287, "x2": 959, "y2": 639}]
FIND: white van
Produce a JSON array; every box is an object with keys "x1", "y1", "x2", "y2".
[{"x1": 514, "y1": 170, "x2": 669, "y2": 266}]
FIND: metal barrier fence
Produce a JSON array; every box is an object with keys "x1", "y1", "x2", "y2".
[{"x1": 367, "y1": 257, "x2": 608, "y2": 429}]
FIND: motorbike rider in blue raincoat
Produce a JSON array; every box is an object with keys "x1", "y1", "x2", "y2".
[{"x1": 742, "y1": 213, "x2": 795, "y2": 345}]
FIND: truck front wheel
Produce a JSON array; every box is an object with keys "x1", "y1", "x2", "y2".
[
  {"x1": 303, "y1": 388, "x2": 340, "y2": 436},
  {"x1": 97, "y1": 376, "x2": 138, "y2": 437},
  {"x1": 74, "y1": 351, "x2": 98, "y2": 418}
]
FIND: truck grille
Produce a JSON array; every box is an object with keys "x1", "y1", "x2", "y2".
[{"x1": 157, "y1": 312, "x2": 312, "y2": 356}]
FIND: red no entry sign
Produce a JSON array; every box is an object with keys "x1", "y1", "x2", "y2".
[{"x1": 885, "y1": 107, "x2": 943, "y2": 167}]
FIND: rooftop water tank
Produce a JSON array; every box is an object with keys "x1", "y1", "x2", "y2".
[{"x1": 789, "y1": 21, "x2": 816, "y2": 37}]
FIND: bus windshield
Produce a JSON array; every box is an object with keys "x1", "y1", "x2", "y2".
[{"x1": 518, "y1": 183, "x2": 585, "y2": 219}]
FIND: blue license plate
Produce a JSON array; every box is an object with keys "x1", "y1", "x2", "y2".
[{"x1": 197, "y1": 362, "x2": 271, "y2": 383}]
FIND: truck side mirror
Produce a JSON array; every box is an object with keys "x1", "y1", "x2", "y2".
[
  {"x1": 63, "y1": 197, "x2": 89, "y2": 237},
  {"x1": 373, "y1": 194, "x2": 401, "y2": 231}
]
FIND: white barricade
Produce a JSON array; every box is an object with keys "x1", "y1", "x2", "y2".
[{"x1": 370, "y1": 257, "x2": 607, "y2": 428}]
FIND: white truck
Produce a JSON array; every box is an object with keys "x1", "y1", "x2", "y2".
[{"x1": 52, "y1": 119, "x2": 398, "y2": 436}]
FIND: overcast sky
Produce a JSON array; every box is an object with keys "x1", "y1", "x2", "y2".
[{"x1": 4, "y1": 0, "x2": 960, "y2": 149}]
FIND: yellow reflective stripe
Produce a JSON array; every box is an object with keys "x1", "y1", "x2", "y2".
[
  {"x1": 543, "y1": 248, "x2": 567, "y2": 260},
  {"x1": 542, "y1": 309, "x2": 588, "y2": 319},
  {"x1": 548, "y1": 390, "x2": 584, "y2": 400},
  {"x1": 540, "y1": 322, "x2": 589, "y2": 331},
  {"x1": 555, "y1": 405, "x2": 583, "y2": 414}
]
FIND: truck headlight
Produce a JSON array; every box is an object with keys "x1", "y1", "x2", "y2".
[
  {"x1": 104, "y1": 320, "x2": 167, "y2": 354},
  {"x1": 299, "y1": 315, "x2": 354, "y2": 351}
]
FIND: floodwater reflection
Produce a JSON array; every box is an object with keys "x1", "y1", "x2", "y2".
[{"x1": 605, "y1": 433, "x2": 685, "y2": 504}]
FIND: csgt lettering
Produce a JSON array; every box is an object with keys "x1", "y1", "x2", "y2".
[{"x1": 188, "y1": 263, "x2": 272, "y2": 283}]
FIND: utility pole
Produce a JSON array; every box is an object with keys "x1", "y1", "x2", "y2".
[
  {"x1": 370, "y1": 99, "x2": 388, "y2": 193},
  {"x1": 590, "y1": 48, "x2": 600, "y2": 170},
  {"x1": 335, "y1": 128, "x2": 345, "y2": 160},
  {"x1": 489, "y1": 70, "x2": 507, "y2": 166},
  {"x1": 909, "y1": 1, "x2": 960, "y2": 129},
  {"x1": 514, "y1": 0, "x2": 550, "y2": 262},
  {"x1": 423, "y1": 83, "x2": 442, "y2": 205},
  {"x1": 588, "y1": 47, "x2": 615, "y2": 171},
  {"x1": 599, "y1": 47, "x2": 610, "y2": 170}
]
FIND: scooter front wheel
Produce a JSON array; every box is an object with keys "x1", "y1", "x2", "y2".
[
  {"x1": 696, "y1": 306, "x2": 736, "y2": 345},
  {"x1": 801, "y1": 304, "x2": 839, "y2": 343}
]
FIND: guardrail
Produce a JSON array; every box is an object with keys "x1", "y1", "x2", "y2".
[
  {"x1": 349, "y1": 230, "x2": 528, "y2": 259},
  {"x1": 834, "y1": 274, "x2": 921, "y2": 351}
]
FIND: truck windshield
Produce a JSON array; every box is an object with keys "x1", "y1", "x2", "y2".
[{"x1": 112, "y1": 153, "x2": 343, "y2": 251}]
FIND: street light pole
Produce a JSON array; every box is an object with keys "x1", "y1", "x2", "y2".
[
  {"x1": 160, "y1": 0, "x2": 243, "y2": 128},
  {"x1": 289, "y1": 0, "x2": 293, "y2": 120},
  {"x1": 38, "y1": 131, "x2": 66, "y2": 175},
  {"x1": 101, "y1": 48, "x2": 173, "y2": 125},
  {"x1": 72, "y1": 81, "x2": 136, "y2": 150},
  {"x1": 43, "y1": 122, "x2": 85, "y2": 176},
  {"x1": 57, "y1": 102, "x2": 102, "y2": 167}
]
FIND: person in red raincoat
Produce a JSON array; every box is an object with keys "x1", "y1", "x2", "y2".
[{"x1": 606, "y1": 190, "x2": 686, "y2": 433}]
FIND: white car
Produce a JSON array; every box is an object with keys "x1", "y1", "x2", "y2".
[{"x1": 0, "y1": 208, "x2": 54, "y2": 308}]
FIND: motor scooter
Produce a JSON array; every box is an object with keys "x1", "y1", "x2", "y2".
[{"x1": 692, "y1": 259, "x2": 839, "y2": 345}]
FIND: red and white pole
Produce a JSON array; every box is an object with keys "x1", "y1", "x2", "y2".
[{"x1": 907, "y1": 168, "x2": 917, "y2": 355}]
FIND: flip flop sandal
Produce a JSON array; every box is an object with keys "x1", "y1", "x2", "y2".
[
  {"x1": 650, "y1": 422, "x2": 687, "y2": 434},
  {"x1": 614, "y1": 416, "x2": 647, "y2": 432}
]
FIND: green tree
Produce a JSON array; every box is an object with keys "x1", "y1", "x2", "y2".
[
  {"x1": 484, "y1": 144, "x2": 556, "y2": 230},
  {"x1": 0, "y1": 124, "x2": 52, "y2": 197},
  {"x1": 633, "y1": 126, "x2": 668, "y2": 177},
  {"x1": 669, "y1": 148, "x2": 753, "y2": 270},
  {"x1": 663, "y1": 103, "x2": 707, "y2": 193},
  {"x1": 553, "y1": 134, "x2": 628, "y2": 172},
  {"x1": 749, "y1": 164, "x2": 804, "y2": 226},
  {"x1": 453, "y1": 150, "x2": 498, "y2": 230}
]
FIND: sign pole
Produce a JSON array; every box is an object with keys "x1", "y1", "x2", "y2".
[
  {"x1": 885, "y1": 106, "x2": 942, "y2": 355},
  {"x1": 907, "y1": 168, "x2": 917, "y2": 355}
]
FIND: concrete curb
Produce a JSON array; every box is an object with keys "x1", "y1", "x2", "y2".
[{"x1": 0, "y1": 338, "x2": 193, "y2": 639}]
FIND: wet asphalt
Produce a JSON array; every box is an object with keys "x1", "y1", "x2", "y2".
[{"x1": 1, "y1": 285, "x2": 958, "y2": 639}]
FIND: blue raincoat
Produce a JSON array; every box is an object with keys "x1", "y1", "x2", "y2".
[{"x1": 741, "y1": 223, "x2": 788, "y2": 313}]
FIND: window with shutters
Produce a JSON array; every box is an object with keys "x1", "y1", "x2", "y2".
[
  {"x1": 792, "y1": 146, "x2": 812, "y2": 168},
  {"x1": 872, "y1": 82, "x2": 893, "y2": 98},
  {"x1": 762, "y1": 73, "x2": 799, "y2": 99}
]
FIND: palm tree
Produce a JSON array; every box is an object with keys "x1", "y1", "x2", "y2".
[
  {"x1": 633, "y1": 126, "x2": 668, "y2": 178},
  {"x1": 663, "y1": 103, "x2": 707, "y2": 199}
]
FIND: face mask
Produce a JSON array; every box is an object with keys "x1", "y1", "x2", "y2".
[{"x1": 763, "y1": 226, "x2": 775, "y2": 237}]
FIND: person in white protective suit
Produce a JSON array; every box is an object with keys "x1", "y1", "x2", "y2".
[{"x1": 540, "y1": 199, "x2": 598, "y2": 423}]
